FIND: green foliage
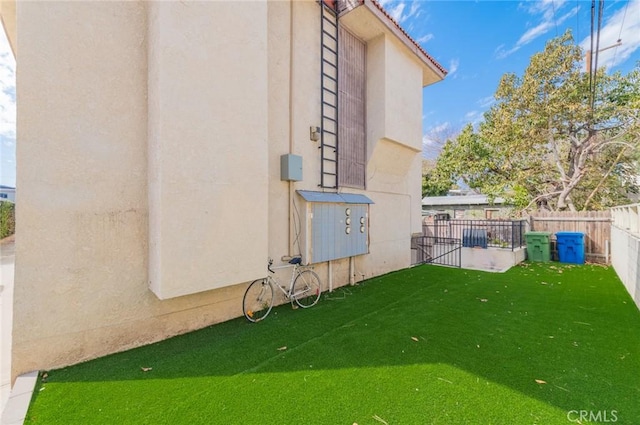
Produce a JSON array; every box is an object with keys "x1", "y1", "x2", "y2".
[
  {"x1": 0, "y1": 201, "x2": 15, "y2": 239},
  {"x1": 422, "y1": 168, "x2": 453, "y2": 197},
  {"x1": 429, "y1": 31, "x2": 640, "y2": 211}
]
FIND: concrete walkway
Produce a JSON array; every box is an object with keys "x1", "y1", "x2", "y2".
[
  {"x1": 1, "y1": 372, "x2": 37, "y2": 425},
  {"x1": 0, "y1": 236, "x2": 15, "y2": 418},
  {"x1": 0, "y1": 236, "x2": 43, "y2": 424}
]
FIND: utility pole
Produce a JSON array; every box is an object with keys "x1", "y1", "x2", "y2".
[{"x1": 586, "y1": 39, "x2": 622, "y2": 71}]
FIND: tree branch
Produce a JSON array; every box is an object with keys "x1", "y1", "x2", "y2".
[
  {"x1": 549, "y1": 132, "x2": 568, "y2": 187},
  {"x1": 521, "y1": 191, "x2": 564, "y2": 213},
  {"x1": 582, "y1": 147, "x2": 628, "y2": 211},
  {"x1": 593, "y1": 140, "x2": 638, "y2": 153}
]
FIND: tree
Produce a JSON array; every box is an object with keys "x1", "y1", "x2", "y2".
[
  {"x1": 429, "y1": 31, "x2": 640, "y2": 212},
  {"x1": 421, "y1": 124, "x2": 460, "y2": 197},
  {"x1": 422, "y1": 160, "x2": 454, "y2": 197},
  {"x1": 0, "y1": 201, "x2": 15, "y2": 239}
]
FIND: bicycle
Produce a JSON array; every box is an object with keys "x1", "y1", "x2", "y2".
[{"x1": 243, "y1": 256, "x2": 322, "y2": 322}]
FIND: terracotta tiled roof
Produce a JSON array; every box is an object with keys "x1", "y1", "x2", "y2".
[{"x1": 367, "y1": 0, "x2": 447, "y2": 75}]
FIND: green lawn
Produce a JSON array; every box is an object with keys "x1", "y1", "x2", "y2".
[{"x1": 26, "y1": 263, "x2": 640, "y2": 424}]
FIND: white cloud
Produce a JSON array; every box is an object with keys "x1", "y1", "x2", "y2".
[
  {"x1": 422, "y1": 136, "x2": 437, "y2": 147},
  {"x1": 429, "y1": 122, "x2": 451, "y2": 135},
  {"x1": 497, "y1": 2, "x2": 579, "y2": 58},
  {"x1": 523, "y1": 0, "x2": 569, "y2": 21},
  {"x1": 495, "y1": 45, "x2": 519, "y2": 60},
  {"x1": 518, "y1": 6, "x2": 578, "y2": 46},
  {"x1": 408, "y1": 1, "x2": 420, "y2": 18},
  {"x1": 464, "y1": 110, "x2": 484, "y2": 126},
  {"x1": 579, "y1": 0, "x2": 640, "y2": 70},
  {"x1": 383, "y1": 0, "x2": 422, "y2": 24},
  {"x1": 448, "y1": 58, "x2": 460, "y2": 77},
  {"x1": 422, "y1": 122, "x2": 458, "y2": 158},
  {"x1": 387, "y1": 2, "x2": 406, "y2": 22},
  {"x1": 416, "y1": 33, "x2": 434, "y2": 44},
  {"x1": 477, "y1": 95, "x2": 495, "y2": 109},
  {"x1": 0, "y1": 30, "x2": 16, "y2": 187},
  {"x1": 0, "y1": 41, "x2": 16, "y2": 130}
]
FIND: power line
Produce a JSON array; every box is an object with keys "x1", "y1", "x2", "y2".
[
  {"x1": 612, "y1": 0, "x2": 629, "y2": 66},
  {"x1": 617, "y1": 0, "x2": 630, "y2": 40},
  {"x1": 552, "y1": 0, "x2": 559, "y2": 37},
  {"x1": 590, "y1": 0, "x2": 604, "y2": 113},
  {"x1": 589, "y1": 0, "x2": 595, "y2": 99},
  {"x1": 576, "y1": 0, "x2": 580, "y2": 40}
]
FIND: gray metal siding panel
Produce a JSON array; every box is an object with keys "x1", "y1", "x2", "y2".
[
  {"x1": 311, "y1": 203, "x2": 369, "y2": 263},
  {"x1": 349, "y1": 204, "x2": 368, "y2": 256}
]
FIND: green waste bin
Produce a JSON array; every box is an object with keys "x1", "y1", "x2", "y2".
[{"x1": 525, "y1": 231, "x2": 552, "y2": 262}]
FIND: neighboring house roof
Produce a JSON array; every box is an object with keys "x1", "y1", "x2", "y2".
[
  {"x1": 0, "y1": 185, "x2": 16, "y2": 190},
  {"x1": 422, "y1": 194, "x2": 506, "y2": 207}
]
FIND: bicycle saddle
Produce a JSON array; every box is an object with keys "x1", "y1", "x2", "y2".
[{"x1": 288, "y1": 256, "x2": 302, "y2": 265}]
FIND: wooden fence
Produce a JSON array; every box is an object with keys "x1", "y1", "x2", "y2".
[{"x1": 528, "y1": 210, "x2": 611, "y2": 263}]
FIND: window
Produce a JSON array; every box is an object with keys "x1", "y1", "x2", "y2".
[
  {"x1": 337, "y1": 26, "x2": 366, "y2": 189},
  {"x1": 485, "y1": 209, "x2": 499, "y2": 219},
  {"x1": 0, "y1": 193, "x2": 7, "y2": 199}
]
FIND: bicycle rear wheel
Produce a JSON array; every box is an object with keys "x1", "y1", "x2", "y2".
[
  {"x1": 292, "y1": 269, "x2": 321, "y2": 308},
  {"x1": 243, "y1": 278, "x2": 274, "y2": 322}
]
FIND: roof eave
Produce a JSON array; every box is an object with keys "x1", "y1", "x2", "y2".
[
  {"x1": 355, "y1": 0, "x2": 447, "y2": 86},
  {"x1": 0, "y1": 0, "x2": 16, "y2": 58}
]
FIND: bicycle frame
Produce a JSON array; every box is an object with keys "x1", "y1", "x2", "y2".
[
  {"x1": 267, "y1": 262, "x2": 305, "y2": 300},
  {"x1": 243, "y1": 256, "x2": 322, "y2": 322}
]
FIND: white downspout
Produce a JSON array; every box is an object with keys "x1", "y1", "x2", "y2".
[
  {"x1": 328, "y1": 260, "x2": 333, "y2": 292},
  {"x1": 349, "y1": 256, "x2": 355, "y2": 285},
  {"x1": 288, "y1": 0, "x2": 296, "y2": 256}
]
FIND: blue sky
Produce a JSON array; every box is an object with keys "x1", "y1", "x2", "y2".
[
  {"x1": 0, "y1": 1, "x2": 639, "y2": 186},
  {"x1": 0, "y1": 29, "x2": 15, "y2": 188},
  {"x1": 394, "y1": 0, "x2": 640, "y2": 158}
]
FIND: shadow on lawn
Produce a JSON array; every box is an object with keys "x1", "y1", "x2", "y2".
[{"x1": 38, "y1": 263, "x2": 640, "y2": 419}]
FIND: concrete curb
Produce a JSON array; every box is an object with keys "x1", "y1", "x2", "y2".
[{"x1": 1, "y1": 371, "x2": 38, "y2": 425}]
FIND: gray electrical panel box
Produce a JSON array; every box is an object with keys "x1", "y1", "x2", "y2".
[
  {"x1": 281, "y1": 154, "x2": 303, "y2": 181},
  {"x1": 297, "y1": 190, "x2": 374, "y2": 263},
  {"x1": 311, "y1": 203, "x2": 369, "y2": 262}
]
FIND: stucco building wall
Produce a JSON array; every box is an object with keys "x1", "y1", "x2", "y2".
[{"x1": 9, "y1": 0, "x2": 444, "y2": 380}]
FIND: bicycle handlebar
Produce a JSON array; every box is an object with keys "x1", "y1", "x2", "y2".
[{"x1": 268, "y1": 258, "x2": 274, "y2": 274}]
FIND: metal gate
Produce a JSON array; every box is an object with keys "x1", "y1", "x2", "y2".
[{"x1": 411, "y1": 235, "x2": 461, "y2": 267}]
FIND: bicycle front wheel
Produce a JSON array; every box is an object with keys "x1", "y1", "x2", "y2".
[
  {"x1": 293, "y1": 269, "x2": 321, "y2": 308},
  {"x1": 243, "y1": 278, "x2": 274, "y2": 322}
]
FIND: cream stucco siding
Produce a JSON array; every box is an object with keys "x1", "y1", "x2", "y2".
[
  {"x1": 147, "y1": 2, "x2": 269, "y2": 299},
  {"x1": 267, "y1": 0, "x2": 294, "y2": 260},
  {"x1": 365, "y1": 35, "x2": 423, "y2": 156},
  {"x1": 7, "y1": 0, "x2": 444, "y2": 380},
  {"x1": 15, "y1": 1, "x2": 150, "y2": 371},
  {"x1": 384, "y1": 36, "x2": 424, "y2": 151},
  {"x1": 365, "y1": 35, "x2": 425, "y2": 237}
]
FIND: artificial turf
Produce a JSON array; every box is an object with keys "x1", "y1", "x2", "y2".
[{"x1": 25, "y1": 263, "x2": 640, "y2": 424}]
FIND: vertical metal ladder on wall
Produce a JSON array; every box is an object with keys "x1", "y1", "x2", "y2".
[{"x1": 319, "y1": 1, "x2": 339, "y2": 189}]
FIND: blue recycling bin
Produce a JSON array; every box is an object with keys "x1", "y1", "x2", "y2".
[
  {"x1": 555, "y1": 232, "x2": 585, "y2": 264},
  {"x1": 462, "y1": 228, "x2": 488, "y2": 248}
]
